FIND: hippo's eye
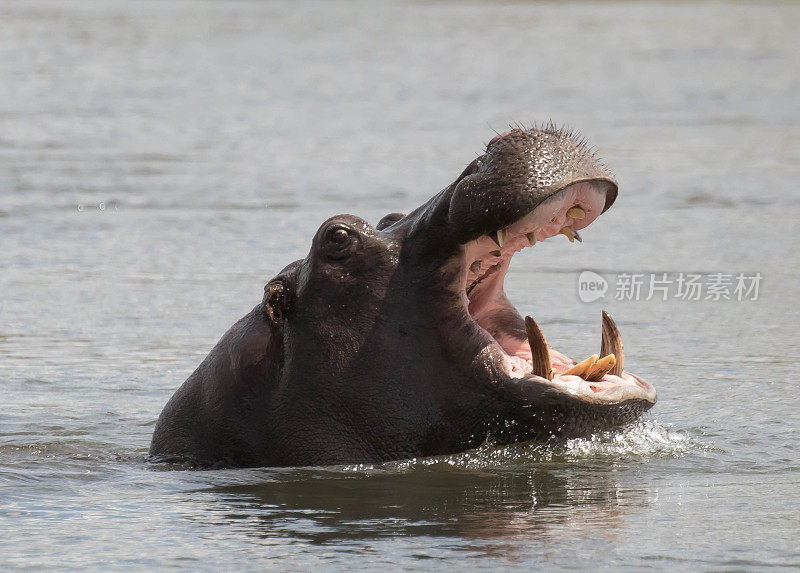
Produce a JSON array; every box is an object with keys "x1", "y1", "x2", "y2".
[
  {"x1": 321, "y1": 224, "x2": 359, "y2": 260},
  {"x1": 325, "y1": 225, "x2": 353, "y2": 247},
  {"x1": 330, "y1": 228, "x2": 350, "y2": 245}
]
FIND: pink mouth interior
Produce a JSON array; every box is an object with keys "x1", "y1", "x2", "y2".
[{"x1": 461, "y1": 181, "x2": 644, "y2": 396}]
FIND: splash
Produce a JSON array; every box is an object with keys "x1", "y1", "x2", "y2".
[
  {"x1": 558, "y1": 419, "x2": 712, "y2": 459},
  {"x1": 338, "y1": 419, "x2": 712, "y2": 474}
]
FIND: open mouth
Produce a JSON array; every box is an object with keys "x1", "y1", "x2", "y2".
[{"x1": 461, "y1": 181, "x2": 655, "y2": 404}]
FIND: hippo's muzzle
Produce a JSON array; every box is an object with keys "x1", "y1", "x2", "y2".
[
  {"x1": 390, "y1": 126, "x2": 656, "y2": 439},
  {"x1": 451, "y1": 179, "x2": 655, "y2": 430}
]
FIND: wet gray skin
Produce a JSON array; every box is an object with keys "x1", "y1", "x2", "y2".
[{"x1": 150, "y1": 127, "x2": 657, "y2": 468}]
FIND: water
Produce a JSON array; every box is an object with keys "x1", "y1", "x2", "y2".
[{"x1": 1, "y1": 0, "x2": 799, "y2": 569}]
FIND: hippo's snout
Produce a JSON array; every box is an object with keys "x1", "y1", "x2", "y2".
[{"x1": 445, "y1": 126, "x2": 618, "y2": 247}]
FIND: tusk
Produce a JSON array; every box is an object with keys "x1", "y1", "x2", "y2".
[
  {"x1": 525, "y1": 316, "x2": 554, "y2": 381},
  {"x1": 560, "y1": 227, "x2": 577, "y2": 242},
  {"x1": 601, "y1": 311, "x2": 625, "y2": 376},
  {"x1": 525, "y1": 231, "x2": 537, "y2": 245}
]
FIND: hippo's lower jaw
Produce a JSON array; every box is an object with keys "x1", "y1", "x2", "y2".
[{"x1": 459, "y1": 181, "x2": 656, "y2": 425}]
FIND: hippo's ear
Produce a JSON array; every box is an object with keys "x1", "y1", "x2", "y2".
[
  {"x1": 263, "y1": 281, "x2": 289, "y2": 326},
  {"x1": 262, "y1": 261, "x2": 301, "y2": 326},
  {"x1": 376, "y1": 212, "x2": 406, "y2": 231}
]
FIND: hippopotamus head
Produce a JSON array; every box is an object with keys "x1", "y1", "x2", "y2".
[{"x1": 150, "y1": 126, "x2": 656, "y2": 468}]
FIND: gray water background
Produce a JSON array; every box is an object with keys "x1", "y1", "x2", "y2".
[{"x1": 1, "y1": 0, "x2": 799, "y2": 569}]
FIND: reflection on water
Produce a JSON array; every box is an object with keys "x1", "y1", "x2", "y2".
[
  {"x1": 206, "y1": 467, "x2": 647, "y2": 545},
  {"x1": 179, "y1": 422, "x2": 687, "y2": 553}
]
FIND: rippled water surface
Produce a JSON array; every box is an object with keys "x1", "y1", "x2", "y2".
[{"x1": 2, "y1": 0, "x2": 799, "y2": 569}]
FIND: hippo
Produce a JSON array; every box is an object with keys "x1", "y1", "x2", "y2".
[{"x1": 149, "y1": 126, "x2": 656, "y2": 468}]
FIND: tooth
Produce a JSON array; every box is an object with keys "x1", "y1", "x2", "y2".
[
  {"x1": 470, "y1": 260, "x2": 482, "y2": 274},
  {"x1": 563, "y1": 354, "x2": 599, "y2": 378},
  {"x1": 567, "y1": 206, "x2": 586, "y2": 220},
  {"x1": 601, "y1": 311, "x2": 625, "y2": 376},
  {"x1": 585, "y1": 355, "x2": 615, "y2": 381},
  {"x1": 586, "y1": 354, "x2": 617, "y2": 382},
  {"x1": 490, "y1": 229, "x2": 505, "y2": 248},
  {"x1": 525, "y1": 231, "x2": 537, "y2": 245},
  {"x1": 558, "y1": 227, "x2": 582, "y2": 243},
  {"x1": 524, "y1": 316, "x2": 554, "y2": 381}
]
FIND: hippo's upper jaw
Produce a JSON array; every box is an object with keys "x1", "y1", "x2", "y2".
[{"x1": 150, "y1": 126, "x2": 657, "y2": 469}]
